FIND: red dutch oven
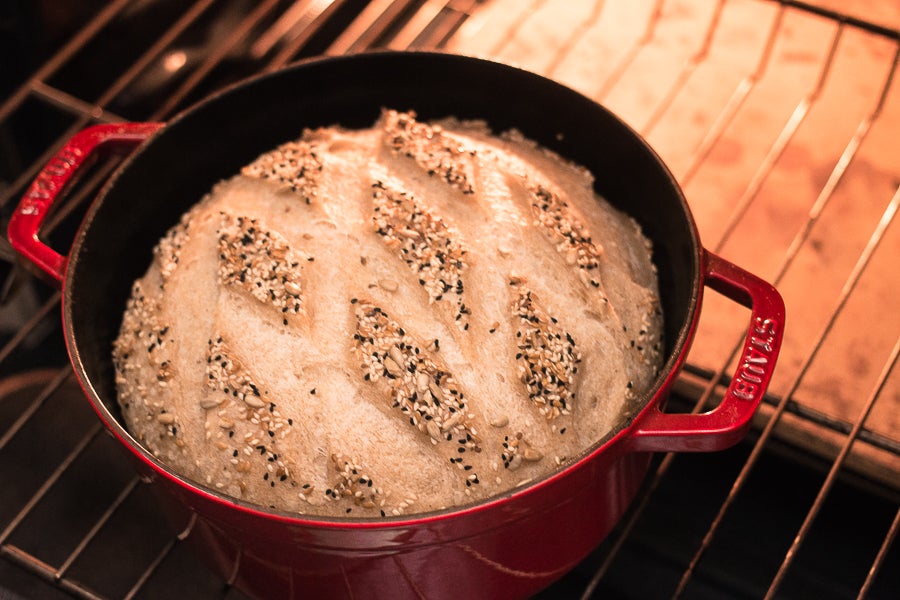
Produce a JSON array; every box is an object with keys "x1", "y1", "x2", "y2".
[{"x1": 8, "y1": 52, "x2": 784, "y2": 599}]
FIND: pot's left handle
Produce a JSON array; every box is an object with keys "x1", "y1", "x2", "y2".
[{"x1": 8, "y1": 122, "x2": 164, "y2": 285}]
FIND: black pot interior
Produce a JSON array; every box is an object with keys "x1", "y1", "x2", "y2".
[{"x1": 64, "y1": 51, "x2": 701, "y2": 437}]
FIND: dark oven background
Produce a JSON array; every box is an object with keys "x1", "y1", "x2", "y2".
[{"x1": 1, "y1": 1, "x2": 899, "y2": 598}]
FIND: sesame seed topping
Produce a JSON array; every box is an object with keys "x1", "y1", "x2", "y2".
[
  {"x1": 371, "y1": 180, "x2": 469, "y2": 325},
  {"x1": 217, "y1": 214, "x2": 311, "y2": 323},
  {"x1": 353, "y1": 300, "x2": 482, "y2": 479},
  {"x1": 112, "y1": 281, "x2": 176, "y2": 404},
  {"x1": 382, "y1": 110, "x2": 475, "y2": 195},
  {"x1": 205, "y1": 336, "x2": 264, "y2": 406},
  {"x1": 527, "y1": 183, "x2": 613, "y2": 310},
  {"x1": 325, "y1": 454, "x2": 384, "y2": 511},
  {"x1": 242, "y1": 139, "x2": 323, "y2": 204},
  {"x1": 153, "y1": 212, "x2": 193, "y2": 284},
  {"x1": 510, "y1": 281, "x2": 581, "y2": 421}
]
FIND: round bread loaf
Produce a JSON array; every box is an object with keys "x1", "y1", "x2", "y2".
[{"x1": 112, "y1": 110, "x2": 663, "y2": 517}]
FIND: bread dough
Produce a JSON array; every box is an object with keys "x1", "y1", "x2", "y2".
[{"x1": 112, "y1": 110, "x2": 663, "y2": 517}]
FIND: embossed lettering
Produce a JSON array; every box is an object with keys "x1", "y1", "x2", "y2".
[
  {"x1": 754, "y1": 317, "x2": 777, "y2": 337},
  {"x1": 745, "y1": 348, "x2": 769, "y2": 364},
  {"x1": 738, "y1": 366, "x2": 763, "y2": 384},
  {"x1": 733, "y1": 380, "x2": 758, "y2": 401},
  {"x1": 745, "y1": 363, "x2": 766, "y2": 376},
  {"x1": 22, "y1": 147, "x2": 82, "y2": 216},
  {"x1": 750, "y1": 335, "x2": 773, "y2": 353},
  {"x1": 732, "y1": 317, "x2": 779, "y2": 402}
]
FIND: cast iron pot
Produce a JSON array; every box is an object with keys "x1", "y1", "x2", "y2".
[{"x1": 9, "y1": 51, "x2": 784, "y2": 599}]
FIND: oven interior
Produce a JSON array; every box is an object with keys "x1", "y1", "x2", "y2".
[{"x1": 1, "y1": 1, "x2": 898, "y2": 598}]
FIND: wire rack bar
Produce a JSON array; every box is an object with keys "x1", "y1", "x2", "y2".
[
  {"x1": 155, "y1": 0, "x2": 285, "y2": 119},
  {"x1": 55, "y1": 476, "x2": 142, "y2": 580},
  {"x1": 674, "y1": 184, "x2": 900, "y2": 598},
  {"x1": 594, "y1": 0, "x2": 665, "y2": 102},
  {"x1": 409, "y1": 0, "x2": 482, "y2": 49},
  {"x1": 638, "y1": 0, "x2": 727, "y2": 136},
  {"x1": 680, "y1": 3, "x2": 787, "y2": 185},
  {"x1": 326, "y1": 0, "x2": 422, "y2": 55},
  {"x1": 859, "y1": 501, "x2": 900, "y2": 599},
  {"x1": 766, "y1": 334, "x2": 900, "y2": 598},
  {"x1": 678, "y1": 38, "x2": 900, "y2": 464},
  {"x1": 0, "y1": 293, "x2": 61, "y2": 367},
  {"x1": 0, "y1": 422, "x2": 103, "y2": 546},
  {"x1": 454, "y1": 0, "x2": 544, "y2": 58},
  {"x1": 386, "y1": 0, "x2": 452, "y2": 50},
  {"x1": 28, "y1": 81, "x2": 123, "y2": 124},
  {"x1": 122, "y1": 537, "x2": 179, "y2": 600},
  {"x1": 769, "y1": 0, "x2": 900, "y2": 40},
  {"x1": 265, "y1": 0, "x2": 351, "y2": 71},
  {"x1": 0, "y1": 365, "x2": 69, "y2": 452},
  {"x1": 680, "y1": 364, "x2": 900, "y2": 460},
  {"x1": 711, "y1": 19, "x2": 844, "y2": 252},
  {"x1": 0, "y1": 0, "x2": 132, "y2": 124},
  {"x1": 542, "y1": 0, "x2": 606, "y2": 77}
]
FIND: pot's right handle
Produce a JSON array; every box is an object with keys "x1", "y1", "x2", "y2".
[
  {"x1": 626, "y1": 250, "x2": 785, "y2": 453},
  {"x1": 8, "y1": 122, "x2": 163, "y2": 285}
]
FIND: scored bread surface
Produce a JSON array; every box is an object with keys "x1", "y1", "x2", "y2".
[{"x1": 112, "y1": 110, "x2": 663, "y2": 517}]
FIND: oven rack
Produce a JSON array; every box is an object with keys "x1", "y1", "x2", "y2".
[{"x1": 0, "y1": 0, "x2": 898, "y2": 598}]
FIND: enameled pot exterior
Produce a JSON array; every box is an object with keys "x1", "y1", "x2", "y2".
[
  {"x1": 8, "y1": 52, "x2": 784, "y2": 599},
  {"x1": 130, "y1": 426, "x2": 654, "y2": 599}
]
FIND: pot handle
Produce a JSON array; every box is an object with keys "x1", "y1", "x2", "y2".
[
  {"x1": 7, "y1": 122, "x2": 164, "y2": 285},
  {"x1": 626, "y1": 250, "x2": 785, "y2": 453}
]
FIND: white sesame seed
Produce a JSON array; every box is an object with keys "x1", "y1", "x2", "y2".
[
  {"x1": 490, "y1": 416, "x2": 509, "y2": 428},
  {"x1": 378, "y1": 278, "x2": 399, "y2": 292}
]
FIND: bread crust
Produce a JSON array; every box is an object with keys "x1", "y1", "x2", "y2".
[{"x1": 112, "y1": 110, "x2": 663, "y2": 517}]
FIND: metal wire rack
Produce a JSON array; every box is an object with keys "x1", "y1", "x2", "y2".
[{"x1": 0, "y1": 0, "x2": 898, "y2": 598}]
